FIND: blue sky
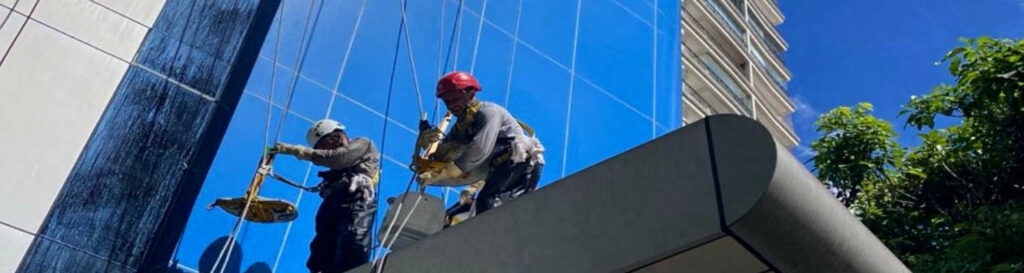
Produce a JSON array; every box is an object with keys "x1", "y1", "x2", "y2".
[{"x1": 779, "y1": 0, "x2": 1024, "y2": 161}]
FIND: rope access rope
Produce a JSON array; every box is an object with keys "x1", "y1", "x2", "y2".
[
  {"x1": 503, "y1": 0, "x2": 525, "y2": 107},
  {"x1": 367, "y1": 0, "x2": 416, "y2": 266},
  {"x1": 211, "y1": 1, "x2": 322, "y2": 272},
  {"x1": 468, "y1": 0, "x2": 490, "y2": 74}
]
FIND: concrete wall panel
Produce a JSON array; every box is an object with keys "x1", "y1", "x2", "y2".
[
  {"x1": 0, "y1": 21, "x2": 128, "y2": 232},
  {"x1": 31, "y1": 0, "x2": 150, "y2": 60},
  {"x1": 0, "y1": 226, "x2": 33, "y2": 273}
]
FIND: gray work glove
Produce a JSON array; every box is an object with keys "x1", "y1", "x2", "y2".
[
  {"x1": 416, "y1": 162, "x2": 464, "y2": 186},
  {"x1": 270, "y1": 142, "x2": 313, "y2": 161},
  {"x1": 416, "y1": 127, "x2": 443, "y2": 149}
]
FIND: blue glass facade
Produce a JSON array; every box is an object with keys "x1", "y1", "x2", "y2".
[{"x1": 175, "y1": 0, "x2": 681, "y2": 271}]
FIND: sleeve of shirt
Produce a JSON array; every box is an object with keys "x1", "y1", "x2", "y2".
[
  {"x1": 453, "y1": 107, "x2": 502, "y2": 172},
  {"x1": 307, "y1": 138, "x2": 375, "y2": 169}
]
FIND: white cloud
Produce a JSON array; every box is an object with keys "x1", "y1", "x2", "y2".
[
  {"x1": 789, "y1": 94, "x2": 818, "y2": 163},
  {"x1": 793, "y1": 144, "x2": 816, "y2": 158},
  {"x1": 790, "y1": 94, "x2": 820, "y2": 124}
]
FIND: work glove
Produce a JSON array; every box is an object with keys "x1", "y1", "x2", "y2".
[
  {"x1": 270, "y1": 142, "x2": 314, "y2": 161},
  {"x1": 416, "y1": 127, "x2": 443, "y2": 149},
  {"x1": 410, "y1": 156, "x2": 447, "y2": 173},
  {"x1": 431, "y1": 142, "x2": 464, "y2": 162},
  {"x1": 416, "y1": 162, "x2": 464, "y2": 186}
]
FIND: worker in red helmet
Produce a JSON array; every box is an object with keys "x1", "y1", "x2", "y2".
[{"x1": 415, "y1": 71, "x2": 545, "y2": 215}]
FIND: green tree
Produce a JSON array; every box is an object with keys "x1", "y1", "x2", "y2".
[
  {"x1": 811, "y1": 102, "x2": 903, "y2": 207},
  {"x1": 902, "y1": 37, "x2": 1024, "y2": 208},
  {"x1": 811, "y1": 37, "x2": 1024, "y2": 272}
]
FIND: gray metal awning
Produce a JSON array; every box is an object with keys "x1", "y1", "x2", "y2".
[{"x1": 351, "y1": 115, "x2": 909, "y2": 273}]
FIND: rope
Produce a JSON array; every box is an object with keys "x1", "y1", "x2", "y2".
[
  {"x1": 451, "y1": 0, "x2": 465, "y2": 70},
  {"x1": 440, "y1": 0, "x2": 464, "y2": 72},
  {"x1": 431, "y1": 0, "x2": 448, "y2": 124},
  {"x1": 434, "y1": 0, "x2": 465, "y2": 124},
  {"x1": 503, "y1": 0, "x2": 525, "y2": 107},
  {"x1": 369, "y1": 176, "x2": 417, "y2": 272},
  {"x1": 325, "y1": 0, "x2": 370, "y2": 115},
  {"x1": 378, "y1": 0, "x2": 473, "y2": 265},
  {"x1": 367, "y1": 0, "x2": 414, "y2": 265},
  {"x1": 265, "y1": 0, "x2": 286, "y2": 180},
  {"x1": 435, "y1": 0, "x2": 447, "y2": 80},
  {"x1": 398, "y1": 0, "x2": 425, "y2": 116},
  {"x1": 263, "y1": 2, "x2": 287, "y2": 270},
  {"x1": 372, "y1": 0, "x2": 452, "y2": 268},
  {"x1": 273, "y1": 0, "x2": 324, "y2": 143},
  {"x1": 271, "y1": 0, "x2": 369, "y2": 270},
  {"x1": 212, "y1": 1, "x2": 323, "y2": 272},
  {"x1": 375, "y1": 192, "x2": 424, "y2": 273},
  {"x1": 468, "y1": 0, "x2": 490, "y2": 74}
]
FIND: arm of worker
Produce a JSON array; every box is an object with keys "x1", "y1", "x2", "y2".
[
  {"x1": 430, "y1": 141, "x2": 464, "y2": 162},
  {"x1": 274, "y1": 138, "x2": 375, "y2": 169}
]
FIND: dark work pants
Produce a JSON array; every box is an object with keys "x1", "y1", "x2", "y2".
[
  {"x1": 475, "y1": 162, "x2": 543, "y2": 214},
  {"x1": 307, "y1": 190, "x2": 377, "y2": 273}
]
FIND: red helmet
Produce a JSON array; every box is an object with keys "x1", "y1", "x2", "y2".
[{"x1": 436, "y1": 71, "x2": 481, "y2": 97}]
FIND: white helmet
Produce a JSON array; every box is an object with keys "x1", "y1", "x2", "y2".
[{"x1": 307, "y1": 119, "x2": 346, "y2": 146}]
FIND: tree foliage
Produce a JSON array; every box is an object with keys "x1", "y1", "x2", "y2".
[
  {"x1": 811, "y1": 37, "x2": 1024, "y2": 272},
  {"x1": 811, "y1": 103, "x2": 903, "y2": 207}
]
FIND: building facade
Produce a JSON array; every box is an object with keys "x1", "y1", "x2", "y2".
[
  {"x1": 2, "y1": 0, "x2": 810, "y2": 272},
  {"x1": 0, "y1": 1, "x2": 167, "y2": 271},
  {"x1": 681, "y1": 0, "x2": 799, "y2": 147},
  {"x1": 0, "y1": 0, "x2": 278, "y2": 272}
]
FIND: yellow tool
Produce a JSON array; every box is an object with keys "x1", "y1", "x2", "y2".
[
  {"x1": 208, "y1": 154, "x2": 300, "y2": 223},
  {"x1": 409, "y1": 112, "x2": 454, "y2": 186}
]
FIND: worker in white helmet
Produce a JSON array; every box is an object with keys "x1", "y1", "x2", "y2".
[{"x1": 271, "y1": 119, "x2": 380, "y2": 273}]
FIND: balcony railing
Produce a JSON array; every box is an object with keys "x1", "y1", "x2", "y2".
[
  {"x1": 729, "y1": 0, "x2": 744, "y2": 11},
  {"x1": 747, "y1": 45, "x2": 787, "y2": 92},
  {"x1": 703, "y1": 0, "x2": 746, "y2": 43},
  {"x1": 697, "y1": 54, "x2": 752, "y2": 115},
  {"x1": 747, "y1": 14, "x2": 785, "y2": 62}
]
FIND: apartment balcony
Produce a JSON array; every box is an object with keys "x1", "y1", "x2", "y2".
[
  {"x1": 748, "y1": 6, "x2": 788, "y2": 55},
  {"x1": 748, "y1": 30, "x2": 791, "y2": 81},
  {"x1": 683, "y1": 44, "x2": 753, "y2": 117},
  {"x1": 683, "y1": 12, "x2": 753, "y2": 88},
  {"x1": 753, "y1": 0, "x2": 784, "y2": 25},
  {"x1": 683, "y1": 81, "x2": 721, "y2": 124},
  {"x1": 683, "y1": 0, "x2": 749, "y2": 68},
  {"x1": 746, "y1": 44, "x2": 795, "y2": 116},
  {"x1": 749, "y1": 59, "x2": 796, "y2": 115}
]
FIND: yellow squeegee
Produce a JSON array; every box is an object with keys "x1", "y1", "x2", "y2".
[{"x1": 207, "y1": 154, "x2": 299, "y2": 223}]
